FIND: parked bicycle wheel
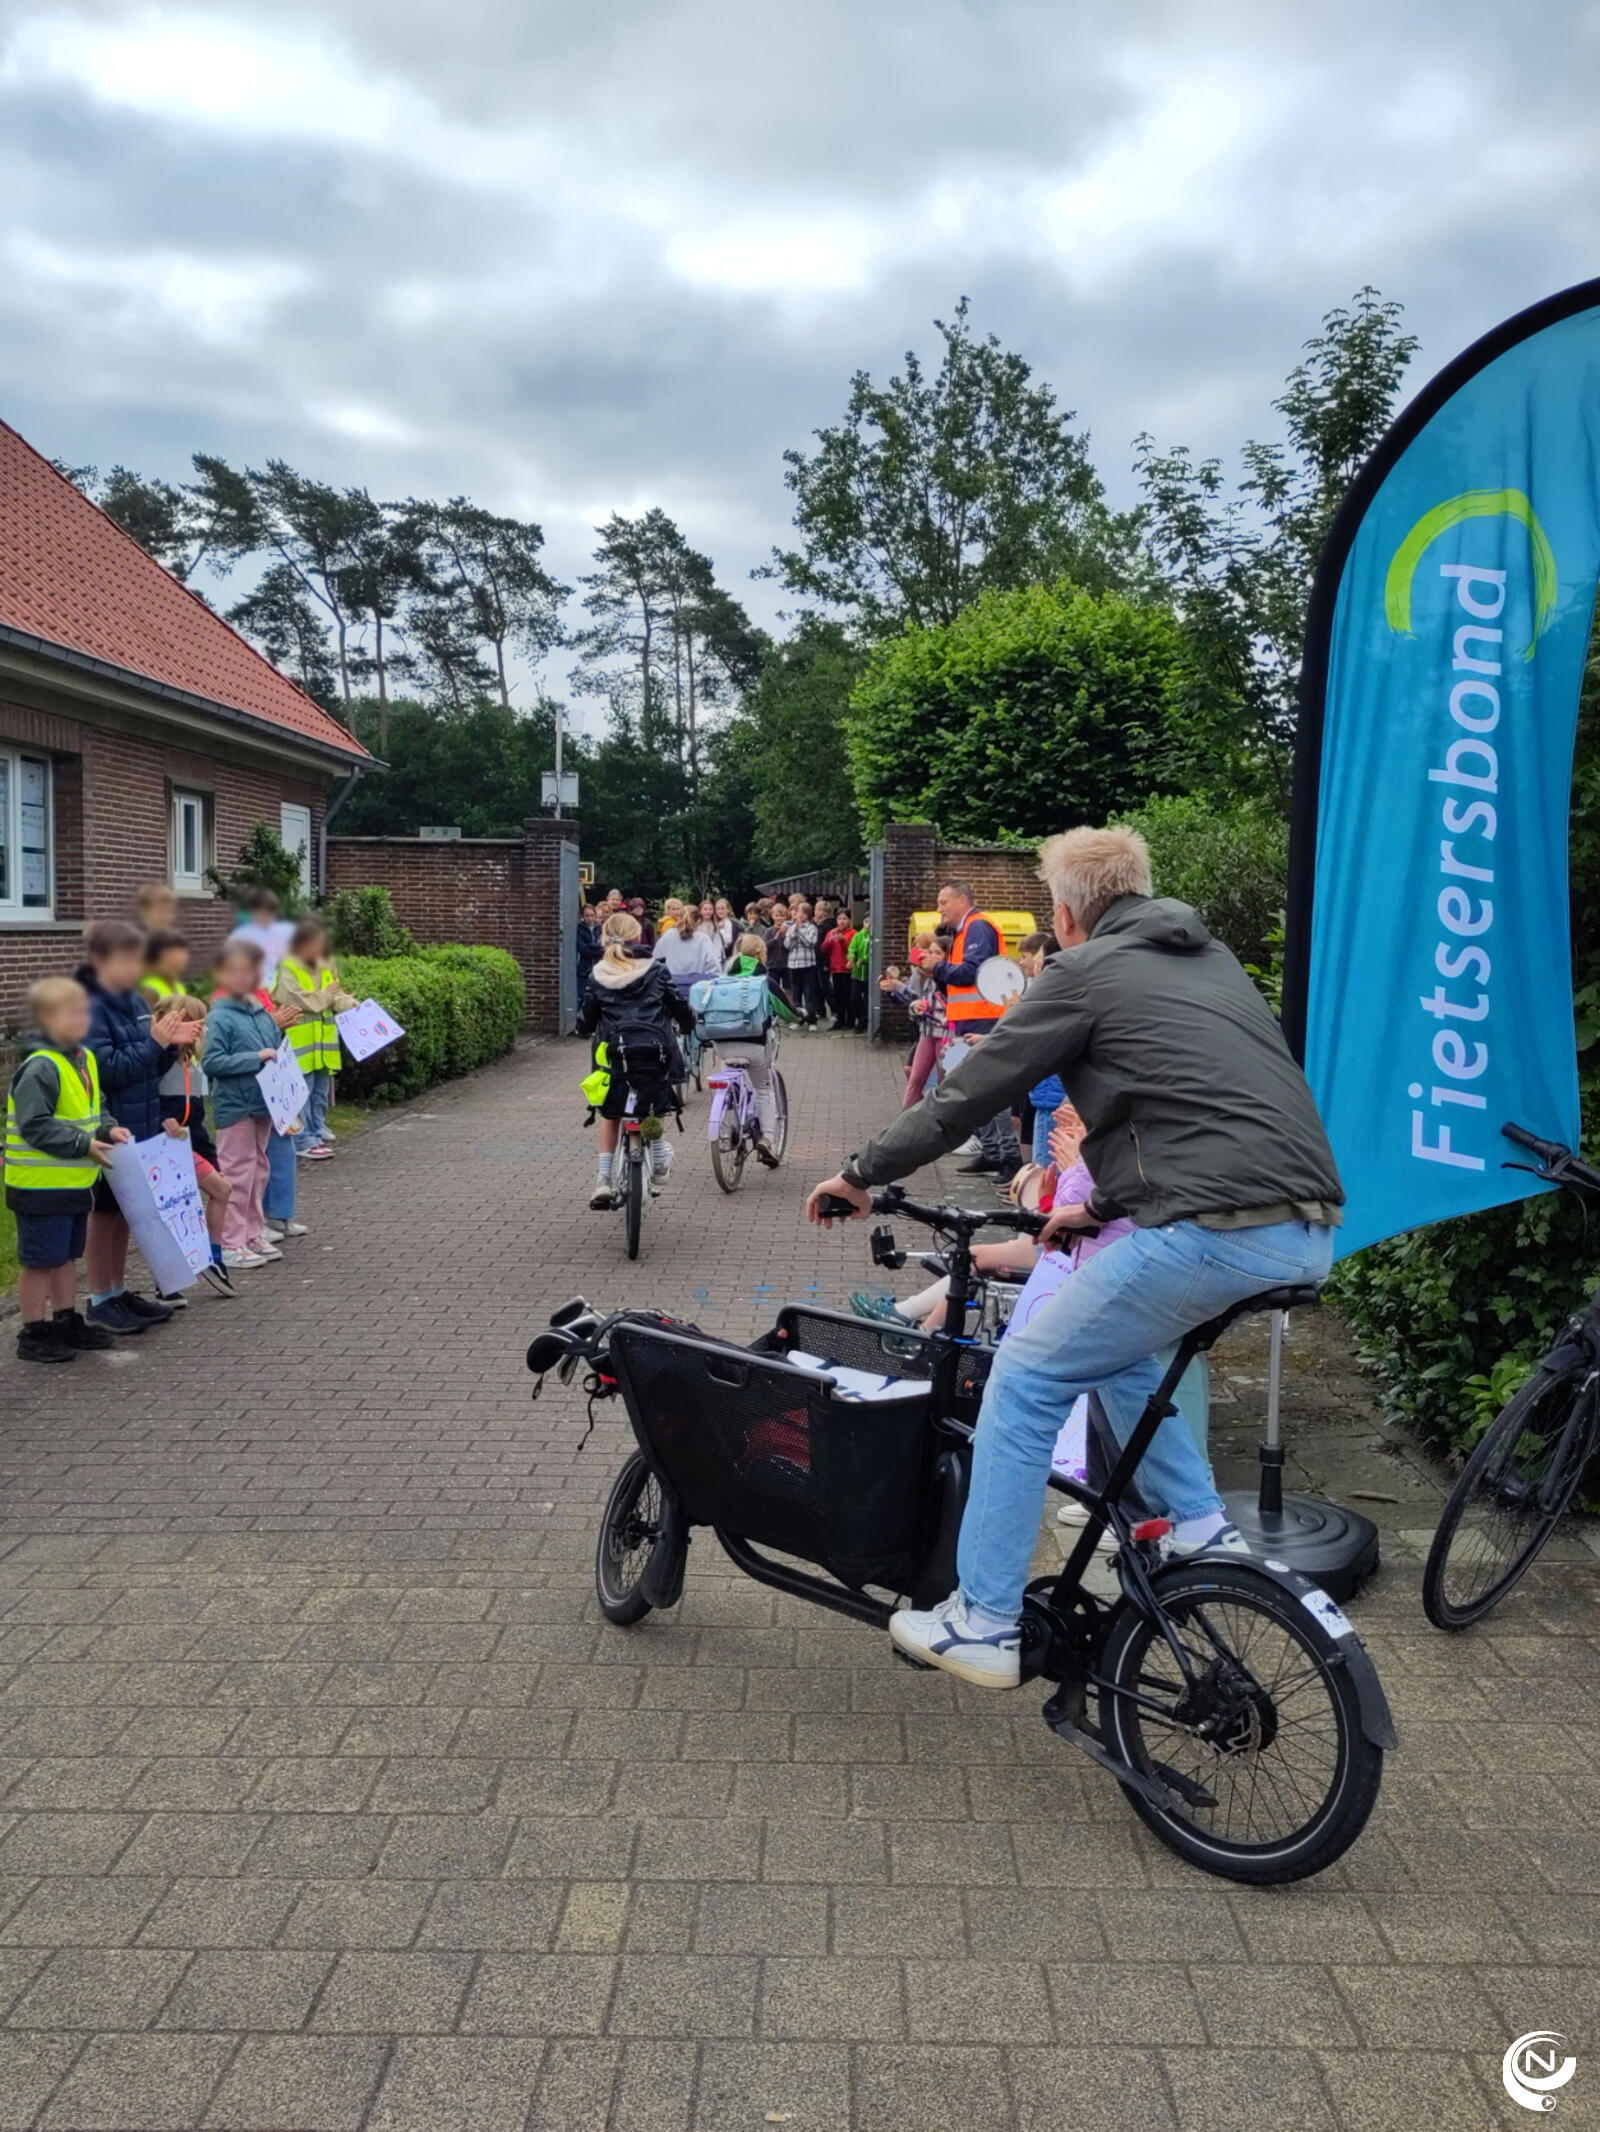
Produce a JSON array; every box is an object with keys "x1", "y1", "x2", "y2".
[
  {"x1": 1423, "y1": 1363, "x2": 1599, "y2": 1629},
  {"x1": 768, "y1": 1068, "x2": 789, "y2": 1165},
  {"x1": 712, "y1": 1110, "x2": 747, "y2": 1194},
  {"x1": 624, "y1": 1143, "x2": 645, "y2": 1259},
  {"x1": 596, "y1": 1452, "x2": 663, "y2": 1625},
  {"x1": 1099, "y1": 1561, "x2": 1383, "y2": 1884}
]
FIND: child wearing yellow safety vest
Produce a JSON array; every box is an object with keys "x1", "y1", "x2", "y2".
[
  {"x1": 4, "y1": 977, "x2": 126, "y2": 1364},
  {"x1": 272, "y1": 916, "x2": 356, "y2": 1161},
  {"x1": 140, "y1": 929, "x2": 192, "y2": 1003}
]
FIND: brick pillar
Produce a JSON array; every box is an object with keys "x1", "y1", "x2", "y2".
[
  {"x1": 877, "y1": 821, "x2": 937, "y2": 1044},
  {"x1": 521, "y1": 815, "x2": 580, "y2": 1033}
]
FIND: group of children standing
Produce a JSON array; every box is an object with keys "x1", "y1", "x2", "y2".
[{"x1": 5, "y1": 882, "x2": 352, "y2": 1365}]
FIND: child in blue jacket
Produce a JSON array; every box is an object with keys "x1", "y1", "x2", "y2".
[{"x1": 203, "y1": 940, "x2": 288, "y2": 1269}]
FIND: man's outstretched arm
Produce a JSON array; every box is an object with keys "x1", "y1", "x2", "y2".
[{"x1": 841, "y1": 958, "x2": 1092, "y2": 1188}]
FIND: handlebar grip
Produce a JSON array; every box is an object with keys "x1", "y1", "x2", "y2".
[
  {"x1": 816, "y1": 1193, "x2": 863, "y2": 1220},
  {"x1": 1503, "y1": 1121, "x2": 1568, "y2": 1163}
]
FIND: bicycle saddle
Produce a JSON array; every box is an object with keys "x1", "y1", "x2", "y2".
[{"x1": 1188, "y1": 1284, "x2": 1323, "y2": 1352}]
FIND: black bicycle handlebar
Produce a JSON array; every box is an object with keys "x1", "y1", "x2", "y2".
[
  {"x1": 1503, "y1": 1122, "x2": 1600, "y2": 1195},
  {"x1": 817, "y1": 1184, "x2": 1049, "y2": 1237}
]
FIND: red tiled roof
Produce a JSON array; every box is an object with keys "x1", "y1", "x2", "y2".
[{"x1": 0, "y1": 421, "x2": 368, "y2": 760}]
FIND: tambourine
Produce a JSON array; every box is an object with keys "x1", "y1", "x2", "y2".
[
  {"x1": 940, "y1": 1038, "x2": 971, "y2": 1073},
  {"x1": 975, "y1": 955, "x2": 1025, "y2": 1004}
]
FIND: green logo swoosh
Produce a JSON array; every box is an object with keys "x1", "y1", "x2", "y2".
[{"x1": 1384, "y1": 488, "x2": 1557, "y2": 660}]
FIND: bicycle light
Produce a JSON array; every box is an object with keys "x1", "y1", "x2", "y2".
[{"x1": 870, "y1": 1225, "x2": 905, "y2": 1270}]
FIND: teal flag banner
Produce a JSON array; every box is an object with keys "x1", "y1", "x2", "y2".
[{"x1": 1283, "y1": 283, "x2": 1600, "y2": 1258}]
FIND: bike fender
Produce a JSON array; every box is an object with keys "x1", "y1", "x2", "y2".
[
  {"x1": 708, "y1": 1088, "x2": 727, "y2": 1135},
  {"x1": 640, "y1": 1479, "x2": 690, "y2": 1610},
  {"x1": 1171, "y1": 1555, "x2": 1399, "y2": 1753}
]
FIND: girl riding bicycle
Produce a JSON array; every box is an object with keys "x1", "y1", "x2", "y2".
[
  {"x1": 578, "y1": 914, "x2": 695, "y2": 1209},
  {"x1": 710, "y1": 932, "x2": 794, "y2": 1167}
]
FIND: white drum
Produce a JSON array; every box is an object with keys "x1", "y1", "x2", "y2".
[{"x1": 975, "y1": 954, "x2": 1025, "y2": 1004}]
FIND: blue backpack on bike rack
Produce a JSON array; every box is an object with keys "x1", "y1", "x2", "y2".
[{"x1": 690, "y1": 975, "x2": 773, "y2": 1043}]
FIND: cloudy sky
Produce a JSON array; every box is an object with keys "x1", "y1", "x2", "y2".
[{"x1": 2, "y1": 0, "x2": 1597, "y2": 710}]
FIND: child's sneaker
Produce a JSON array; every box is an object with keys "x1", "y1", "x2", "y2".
[
  {"x1": 257, "y1": 1226, "x2": 284, "y2": 1245},
  {"x1": 247, "y1": 1238, "x2": 284, "y2": 1262},
  {"x1": 16, "y1": 1322, "x2": 73, "y2": 1365},
  {"x1": 589, "y1": 1182, "x2": 619, "y2": 1210},
  {"x1": 318, "y1": 1127, "x2": 336, "y2": 1142},
  {"x1": 221, "y1": 1247, "x2": 268, "y2": 1269},
  {"x1": 199, "y1": 1262, "x2": 238, "y2": 1297},
  {"x1": 280, "y1": 1220, "x2": 309, "y2": 1237},
  {"x1": 647, "y1": 1144, "x2": 674, "y2": 1196},
  {"x1": 52, "y1": 1309, "x2": 117, "y2": 1351},
  {"x1": 301, "y1": 1145, "x2": 334, "y2": 1162},
  {"x1": 120, "y1": 1292, "x2": 175, "y2": 1324},
  {"x1": 156, "y1": 1290, "x2": 190, "y2": 1309},
  {"x1": 86, "y1": 1295, "x2": 151, "y2": 1335}
]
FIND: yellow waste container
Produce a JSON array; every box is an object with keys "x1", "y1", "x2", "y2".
[{"x1": 907, "y1": 909, "x2": 1039, "y2": 959}]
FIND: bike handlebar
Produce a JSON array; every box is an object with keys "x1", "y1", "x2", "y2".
[
  {"x1": 1503, "y1": 1121, "x2": 1600, "y2": 1195},
  {"x1": 817, "y1": 1185, "x2": 1047, "y2": 1238}
]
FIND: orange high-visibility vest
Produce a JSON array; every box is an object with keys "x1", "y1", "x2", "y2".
[{"x1": 944, "y1": 911, "x2": 1005, "y2": 1029}]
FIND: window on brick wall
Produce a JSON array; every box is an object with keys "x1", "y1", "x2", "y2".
[
  {"x1": 0, "y1": 748, "x2": 53, "y2": 918},
  {"x1": 171, "y1": 788, "x2": 210, "y2": 895}
]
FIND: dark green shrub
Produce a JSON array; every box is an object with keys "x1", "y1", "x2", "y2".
[
  {"x1": 207, "y1": 821, "x2": 308, "y2": 914},
  {"x1": 326, "y1": 885, "x2": 416, "y2": 959},
  {"x1": 1116, "y1": 793, "x2": 1288, "y2": 976},
  {"x1": 336, "y1": 945, "x2": 524, "y2": 1100}
]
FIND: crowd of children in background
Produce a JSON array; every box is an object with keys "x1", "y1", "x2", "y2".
[
  {"x1": 5, "y1": 881, "x2": 349, "y2": 1364},
  {"x1": 577, "y1": 886, "x2": 874, "y2": 1033}
]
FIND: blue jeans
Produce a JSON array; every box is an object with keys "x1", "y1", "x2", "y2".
[
  {"x1": 957, "y1": 1217, "x2": 1335, "y2": 1619},
  {"x1": 293, "y1": 1072, "x2": 331, "y2": 1156},
  {"x1": 263, "y1": 1127, "x2": 297, "y2": 1226}
]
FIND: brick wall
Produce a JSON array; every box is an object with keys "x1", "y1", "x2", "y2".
[
  {"x1": 325, "y1": 817, "x2": 579, "y2": 1033},
  {"x1": 874, "y1": 823, "x2": 1044, "y2": 1043},
  {"x1": 0, "y1": 691, "x2": 329, "y2": 1027}
]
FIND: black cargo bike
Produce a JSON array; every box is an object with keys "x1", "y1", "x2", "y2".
[{"x1": 528, "y1": 1185, "x2": 1395, "y2": 1884}]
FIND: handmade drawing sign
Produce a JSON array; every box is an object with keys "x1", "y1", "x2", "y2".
[
  {"x1": 336, "y1": 998, "x2": 405, "y2": 1062},
  {"x1": 1283, "y1": 279, "x2": 1600, "y2": 1258},
  {"x1": 105, "y1": 1134, "x2": 210, "y2": 1294},
  {"x1": 257, "y1": 1040, "x2": 309, "y2": 1136}
]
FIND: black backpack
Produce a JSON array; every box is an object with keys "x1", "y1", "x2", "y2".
[{"x1": 594, "y1": 966, "x2": 682, "y2": 1089}]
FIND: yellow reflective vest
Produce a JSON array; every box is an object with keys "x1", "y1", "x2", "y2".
[
  {"x1": 280, "y1": 957, "x2": 341, "y2": 1074},
  {"x1": 4, "y1": 1044, "x2": 102, "y2": 1193},
  {"x1": 142, "y1": 974, "x2": 177, "y2": 1000}
]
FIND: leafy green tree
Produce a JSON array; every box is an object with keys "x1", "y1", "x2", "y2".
[
  {"x1": 226, "y1": 563, "x2": 340, "y2": 708},
  {"x1": 55, "y1": 453, "x2": 261, "y2": 587},
  {"x1": 245, "y1": 462, "x2": 383, "y2": 710},
  {"x1": 768, "y1": 298, "x2": 1134, "y2": 635},
  {"x1": 846, "y1": 581, "x2": 1197, "y2": 840},
  {"x1": 1136, "y1": 288, "x2": 1419, "y2": 788},
  {"x1": 338, "y1": 695, "x2": 573, "y2": 836},
  {"x1": 401, "y1": 499, "x2": 566, "y2": 709},
  {"x1": 207, "y1": 820, "x2": 308, "y2": 913},
  {"x1": 730, "y1": 618, "x2": 865, "y2": 877}
]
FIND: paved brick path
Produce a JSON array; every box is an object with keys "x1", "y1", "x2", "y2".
[{"x1": 0, "y1": 1032, "x2": 1596, "y2": 2129}]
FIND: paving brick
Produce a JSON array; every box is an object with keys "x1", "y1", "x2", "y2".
[
  {"x1": 279, "y1": 1878, "x2": 436, "y2": 1951},
  {"x1": 0, "y1": 2031, "x2": 91, "y2": 2126},
  {"x1": 607, "y1": 1955, "x2": 758, "y2": 2038},
  {"x1": 418, "y1": 1881, "x2": 564, "y2": 1952},
  {"x1": 138, "y1": 1879, "x2": 300, "y2": 1950},
  {"x1": 0, "y1": 1811, "x2": 141, "y2": 1875},
  {"x1": 854, "y1": 2044, "x2": 1018, "y2": 2132},
  {"x1": 761, "y1": 1954, "x2": 902, "y2": 2039},
  {"x1": 0, "y1": 1876, "x2": 166, "y2": 1947},
  {"x1": 694, "y1": 2039, "x2": 851, "y2": 2131},
  {"x1": 1009, "y1": 2048, "x2": 1177, "y2": 2132},
  {"x1": 462, "y1": 1953, "x2": 617, "y2": 2035},
  {"x1": 116, "y1": 1813, "x2": 270, "y2": 1878},
  {"x1": 1160, "y1": 2047, "x2": 1338, "y2": 2132},
  {"x1": 8, "y1": 1946, "x2": 191, "y2": 2029},
  {"x1": 312, "y1": 1950, "x2": 474, "y2": 2033},
  {"x1": 202, "y1": 2035, "x2": 390, "y2": 2130},
  {"x1": 368, "y1": 2035, "x2": 546, "y2": 2132}
]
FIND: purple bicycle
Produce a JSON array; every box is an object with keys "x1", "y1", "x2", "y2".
[{"x1": 706, "y1": 1050, "x2": 789, "y2": 1193}]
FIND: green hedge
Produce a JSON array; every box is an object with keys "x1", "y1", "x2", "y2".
[
  {"x1": 1117, "y1": 792, "x2": 1288, "y2": 978},
  {"x1": 335, "y1": 945, "x2": 524, "y2": 1100}
]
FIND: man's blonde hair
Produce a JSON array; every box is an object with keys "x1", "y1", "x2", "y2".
[
  {"x1": 28, "y1": 976, "x2": 86, "y2": 1025},
  {"x1": 1037, "y1": 826, "x2": 1153, "y2": 932}
]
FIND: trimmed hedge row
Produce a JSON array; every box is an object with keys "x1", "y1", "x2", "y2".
[{"x1": 336, "y1": 945, "x2": 524, "y2": 1100}]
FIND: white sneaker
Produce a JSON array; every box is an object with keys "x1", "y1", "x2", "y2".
[
  {"x1": 888, "y1": 1591, "x2": 1021, "y2": 1691},
  {"x1": 247, "y1": 1238, "x2": 284, "y2": 1262},
  {"x1": 956, "y1": 1135, "x2": 983, "y2": 1157},
  {"x1": 221, "y1": 1248, "x2": 268, "y2": 1269},
  {"x1": 589, "y1": 1182, "x2": 619, "y2": 1211},
  {"x1": 258, "y1": 1226, "x2": 284, "y2": 1245},
  {"x1": 647, "y1": 1144, "x2": 674, "y2": 1196},
  {"x1": 1160, "y1": 1521, "x2": 1254, "y2": 1562},
  {"x1": 281, "y1": 1220, "x2": 309, "y2": 1237}
]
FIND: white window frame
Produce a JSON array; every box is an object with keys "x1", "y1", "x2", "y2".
[
  {"x1": 171, "y1": 788, "x2": 209, "y2": 895},
  {"x1": 279, "y1": 802, "x2": 313, "y2": 898},
  {"x1": 0, "y1": 747, "x2": 54, "y2": 920}
]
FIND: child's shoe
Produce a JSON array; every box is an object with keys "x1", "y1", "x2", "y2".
[
  {"x1": 647, "y1": 1143, "x2": 674, "y2": 1196},
  {"x1": 247, "y1": 1238, "x2": 284, "y2": 1262},
  {"x1": 119, "y1": 1293, "x2": 175, "y2": 1325},
  {"x1": 86, "y1": 1295, "x2": 151, "y2": 1335},
  {"x1": 280, "y1": 1220, "x2": 309, "y2": 1237},
  {"x1": 589, "y1": 1182, "x2": 619, "y2": 1210},
  {"x1": 156, "y1": 1290, "x2": 190, "y2": 1309},
  {"x1": 257, "y1": 1226, "x2": 284, "y2": 1245},
  {"x1": 16, "y1": 1321, "x2": 72, "y2": 1365},
  {"x1": 221, "y1": 1247, "x2": 267, "y2": 1270},
  {"x1": 301, "y1": 1145, "x2": 334, "y2": 1162},
  {"x1": 53, "y1": 1309, "x2": 116, "y2": 1351},
  {"x1": 199, "y1": 1262, "x2": 238, "y2": 1297}
]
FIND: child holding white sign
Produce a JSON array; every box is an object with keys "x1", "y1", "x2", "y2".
[
  {"x1": 203, "y1": 941, "x2": 293, "y2": 1270},
  {"x1": 4, "y1": 978, "x2": 126, "y2": 1363}
]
